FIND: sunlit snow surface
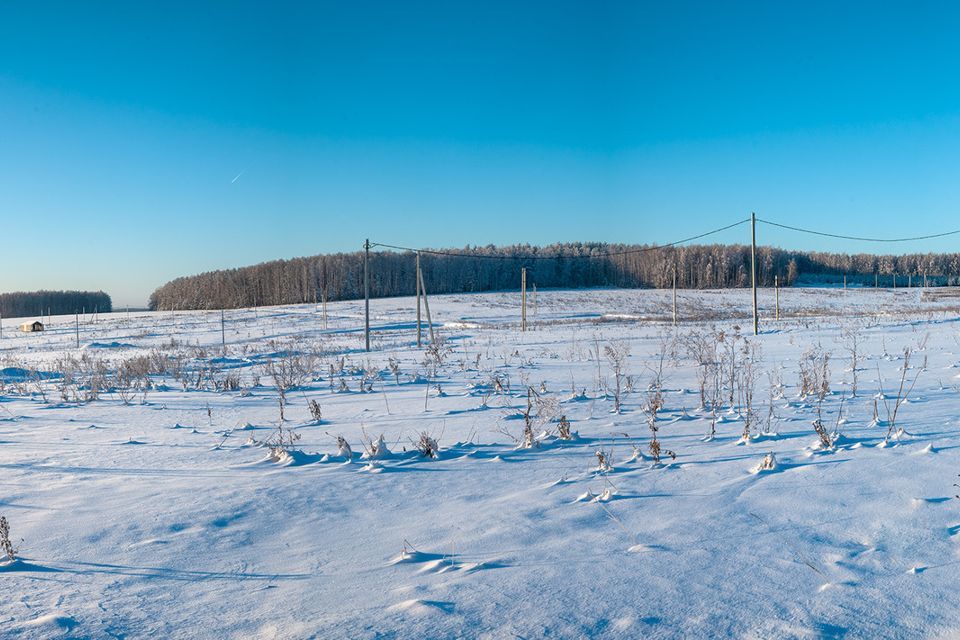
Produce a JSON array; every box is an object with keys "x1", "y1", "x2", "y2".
[{"x1": 3, "y1": 286, "x2": 960, "y2": 639}]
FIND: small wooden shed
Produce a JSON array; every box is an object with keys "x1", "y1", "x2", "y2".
[{"x1": 19, "y1": 320, "x2": 44, "y2": 333}]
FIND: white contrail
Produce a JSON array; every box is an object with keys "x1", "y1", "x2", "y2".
[{"x1": 231, "y1": 170, "x2": 245, "y2": 184}]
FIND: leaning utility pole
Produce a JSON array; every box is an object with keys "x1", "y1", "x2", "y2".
[
  {"x1": 416, "y1": 252, "x2": 422, "y2": 348},
  {"x1": 417, "y1": 266, "x2": 435, "y2": 344},
  {"x1": 751, "y1": 212, "x2": 758, "y2": 336},
  {"x1": 364, "y1": 238, "x2": 370, "y2": 352}
]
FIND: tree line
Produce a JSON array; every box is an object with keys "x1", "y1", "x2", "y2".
[
  {"x1": 0, "y1": 290, "x2": 113, "y2": 319},
  {"x1": 147, "y1": 243, "x2": 960, "y2": 311}
]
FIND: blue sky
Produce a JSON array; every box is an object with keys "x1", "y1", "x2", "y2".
[{"x1": 2, "y1": 1, "x2": 960, "y2": 306}]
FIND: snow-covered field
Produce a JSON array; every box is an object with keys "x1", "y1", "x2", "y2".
[{"x1": 3, "y1": 286, "x2": 960, "y2": 639}]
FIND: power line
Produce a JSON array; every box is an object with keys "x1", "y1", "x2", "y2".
[
  {"x1": 370, "y1": 218, "x2": 751, "y2": 260},
  {"x1": 757, "y1": 218, "x2": 960, "y2": 243}
]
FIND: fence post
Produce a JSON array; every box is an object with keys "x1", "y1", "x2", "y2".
[
  {"x1": 364, "y1": 238, "x2": 370, "y2": 352},
  {"x1": 751, "y1": 212, "x2": 758, "y2": 336}
]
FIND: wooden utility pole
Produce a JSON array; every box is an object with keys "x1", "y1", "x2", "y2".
[
  {"x1": 220, "y1": 309, "x2": 226, "y2": 353},
  {"x1": 843, "y1": 275, "x2": 847, "y2": 290},
  {"x1": 908, "y1": 274, "x2": 912, "y2": 288},
  {"x1": 924, "y1": 272, "x2": 928, "y2": 288},
  {"x1": 416, "y1": 252, "x2": 422, "y2": 348},
  {"x1": 75, "y1": 312, "x2": 80, "y2": 348},
  {"x1": 521, "y1": 267, "x2": 527, "y2": 332},
  {"x1": 672, "y1": 268, "x2": 678, "y2": 326},
  {"x1": 875, "y1": 273, "x2": 878, "y2": 288},
  {"x1": 751, "y1": 212, "x2": 758, "y2": 336},
  {"x1": 893, "y1": 273, "x2": 896, "y2": 289},
  {"x1": 417, "y1": 266, "x2": 435, "y2": 344},
  {"x1": 321, "y1": 283, "x2": 328, "y2": 330},
  {"x1": 364, "y1": 238, "x2": 370, "y2": 352},
  {"x1": 775, "y1": 275, "x2": 780, "y2": 321}
]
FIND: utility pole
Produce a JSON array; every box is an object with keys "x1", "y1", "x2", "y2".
[
  {"x1": 751, "y1": 212, "x2": 758, "y2": 336},
  {"x1": 417, "y1": 266, "x2": 435, "y2": 344},
  {"x1": 672, "y1": 268, "x2": 678, "y2": 326},
  {"x1": 775, "y1": 275, "x2": 780, "y2": 321},
  {"x1": 220, "y1": 309, "x2": 226, "y2": 354},
  {"x1": 75, "y1": 312, "x2": 80, "y2": 348},
  {"x1": 521, "y1": 267, "x2": 527, "y2": 332},
  {"x1": 364, "y1": 238, "x2": 370, "y2": 352},
  {"x1": 321, "y1": 284, "x2": 328, "y2": 330},
  {"x1": 416, "y1": 252, "x2": 422, "y2": 348}
]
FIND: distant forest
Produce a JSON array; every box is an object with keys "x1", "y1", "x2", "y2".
[
  {"x1": 147, "y1": 243, "x2": 960, "y2": 311},
  {"x1": 0, "y1": 290, "x2": 112, "y2": 319}
]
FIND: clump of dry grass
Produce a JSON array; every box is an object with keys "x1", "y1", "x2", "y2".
[
  {"x1": 755, "y1": 452, "x2": 777, "y2": 472},
  {"x1": 307, "y1": 399, "x2": 323, "y2": 423},
  {"x1": 604, "y1": 341, "x2": 630, "y2": 414},
  {"x1": 812, "y1": 419, "x2": 833, "y2": 449},
  {"x1": 643, "y1": 378, "x2": 675, "y2": 464},
  {"x1": 414, "y1": 432, "x2": 440, "y2": 458},
  {"x1": 877, "y1": 348, "x2": 922, "y2": 442},
  {"x1": 334, "y1": 434, "x2": 353, "y2": 459},
  {"x1": 0, "y1": 515, "x2": 21, "y2": 564},
  {"x1": 595, "y1": 449, "x2": 613, "y2": 473},
  {"x1": 360, "y1": 428, "x2": 391, "y2": 459},
  {"x1": 265, "y1": 424, "x2": 302, "y2": 460}
]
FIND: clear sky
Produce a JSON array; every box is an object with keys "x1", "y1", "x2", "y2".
[{"x1": 2, "y1": 1, "x2": 960, "y2": 306}]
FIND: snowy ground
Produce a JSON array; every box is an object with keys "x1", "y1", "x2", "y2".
[{"x1": 3, "y1": 286, "x2": 960, "y2": 639}]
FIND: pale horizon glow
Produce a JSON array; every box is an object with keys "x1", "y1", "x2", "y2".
[{"x1": 2, "y1": 2, "x2": 960, "y2": 307}]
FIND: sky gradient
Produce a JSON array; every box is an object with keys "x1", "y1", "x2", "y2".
[{"x1": 2, "y1": 1, "x2": 960, "y2": 306}]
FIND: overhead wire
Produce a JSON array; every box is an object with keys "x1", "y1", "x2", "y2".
[
  {"x1": 757, "y1": 218, "x2": 960, "y2": 243},
  {"x1": 370, "y1": 218, "x2": 751, "y2": 260}
]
